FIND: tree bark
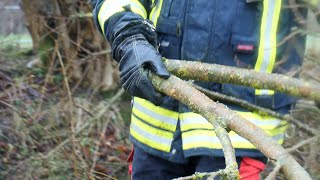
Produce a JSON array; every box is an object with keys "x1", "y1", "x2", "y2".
[{"x1": 164, "y1": 59, "x2": 320, "y2": 101}]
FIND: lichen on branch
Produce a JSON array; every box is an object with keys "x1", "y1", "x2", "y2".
[{"x1": 164, "y1": 59, "x2": 320, "y2": 102}]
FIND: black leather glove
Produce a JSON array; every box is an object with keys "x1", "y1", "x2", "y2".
[
  {"x1": 116, "y1": 34, "x2": 170, "y2": 105},
  {"x1": 96, "y1": 11, "x2": 170, "y2": 105}
]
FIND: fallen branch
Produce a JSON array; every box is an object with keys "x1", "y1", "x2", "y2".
[
  {"x1": 194, "y1": 84, "x2": 319, "y2": 136},
  {"x1": 164, "y1": 59, "x2": 320, "y2": 101},
  {"x1": 150, "y1": 73, "x2": 311, "y2": 180}
]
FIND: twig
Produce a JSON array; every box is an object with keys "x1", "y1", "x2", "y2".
[
  {"x1": 75, "y1": 103, "x2": 95, "y2": 117},
  {"x1": 36, "y1": 44, "x2": 57, "y2": 113},
  {"x1": 194, "y1": 84, "x2": 319, "y2": 136},
  {"x1": 173, "y1": 171, "x2": 222, "y2": 180},
  {"x1": 0, "y1": 124, "x2": 18, "y2": 133},
  {"x1": 42, "y1": 89, "x2": 124, "y2": 159},
  {"x1": 56, "y1": 42, "x2": 91, "y2": 177},
  {"x1": 286, "y1": 135, "x2": 320, "y2": 153},
  {"x1": 90, "y1": 116, "x2": 111, "y2": 178},
  {"x1": 56, "y1": 44, "x2": 73, "y2": 103},
  {"x1": 265, "y1": 162, "x2": 282, "y2": 180},
  {"x1": 92, "y1": 170, "x2": 117, "y2": 180},
  {"x1": 288, "y1": 0, "x2": 307, "y2": 26}
]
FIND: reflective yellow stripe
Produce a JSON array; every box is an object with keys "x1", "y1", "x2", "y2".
[
  {"x1": 130, "y1": 124, "x2": 172, "y2": 152},
  {"x1": 149, "y1": 0, "x2": 163, "y2": 26},
  {"x1": 130, "y1": 114, "x2": 173, "y2": 152},
  {"x1": 179, "y1": 112, "x2": 213, "y2": 131},
  {"x1": 230, "y1": 111, "x2": 286, "y2": 148},
  {"x1": 131, "y1": 98, "x2": 287, "y2": 150},
  {"x1": 132, "y1": 104, "x2": 177, "y2": 132},
  {"x1": 131, "y1": 0, "x2": 148, "y2": 18},
  {"x1": 180, "y1": 111, "x2": 284, "y2": 132},
  {"x1": 98, "y1": 0, "x2": 147, "y2": 34},
  {"x1": 254, "y1": 0, "x2": 282, "y2": 95},
  {"x1": 131, "y1": 115, "x2": 173, "y2": 139},
  {"x1": 182, "y1": 130, "x2": 285, "y2": 150},
  {"x1": 134, "y1": 97, "x2": 179, "y2": 119},
  {"x1": 181, "y1": 111, "x2": 286, "y2": 150},
  {"x1": 230, "y1": 133, "x2": 285, "y2": 148},
  {"x1": 236, "y1": 111, "x2": 284, "y2": 130},
  {"x1": 182, "y1": 130, "x2": 222, "y2": 150}
]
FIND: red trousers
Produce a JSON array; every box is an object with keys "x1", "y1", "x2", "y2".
[{"x1": 239, "y1": 157, "x2": 266, "y2": 180}]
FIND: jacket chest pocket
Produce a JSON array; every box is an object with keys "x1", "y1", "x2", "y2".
[
  {"x1": 231, "y1": 0, "x2": 262, "y2": 69},
  {"x1": 155, "y1": 0, "x2": 187, "y2": 59}
]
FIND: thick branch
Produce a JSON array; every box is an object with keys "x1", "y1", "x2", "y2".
[
  {"x1": 150, "y1": 74, "x2": 238, "y2": 179},
  {"x1": 194, "y1": 84, "x2": 319, "y2": 136},
  {"x1": 164, "y1": 60, "x2": 320, "y2": 101},
  {"x1": 150, "y1": 74, "x2": 311, "y2": 180}
]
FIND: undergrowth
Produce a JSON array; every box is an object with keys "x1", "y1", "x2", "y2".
[{"x1": 0, "y1": 44, "x2": 132, "y2": 179}]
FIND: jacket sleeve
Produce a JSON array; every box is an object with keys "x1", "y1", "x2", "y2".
[{"x1": 91, "y1": 0, "x2": 157, "y2": 60}]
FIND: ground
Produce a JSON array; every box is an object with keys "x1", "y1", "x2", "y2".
[{"x1": 0, "y1": 35, "x2": 132, "y2": 179}]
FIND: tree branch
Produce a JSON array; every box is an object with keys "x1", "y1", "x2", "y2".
[
  {"x1": 194, "y1": 84, "x2": 319, "y2": 136},
  {"x1": 150, "y1": 73, "x2": 238, "y2": 179},
  {"x1": 164, "y1": 60, "x2": 320, "y2": 102},
  {"x1": 150, "y1": 73, "x2": 311, "y2": 180}
]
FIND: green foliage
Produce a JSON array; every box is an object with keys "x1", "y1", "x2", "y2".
[{"x1": 0, "y1": 34, "x2": 33, "y2": 59}]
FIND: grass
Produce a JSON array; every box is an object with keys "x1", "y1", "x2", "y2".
[
  {"x1": 0, "y1": 34, "x2": 33, "y2": 60},
  {"x1": 0, "y1": 34, "x2": 32, "y2": 49}
]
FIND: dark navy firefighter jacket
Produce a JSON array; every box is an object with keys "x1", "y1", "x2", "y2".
[{"x1": 91, "y1": 0, "x2": 306, "y2": 163}]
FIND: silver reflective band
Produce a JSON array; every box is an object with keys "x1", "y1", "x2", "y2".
[
  {"x1": 249, "y1": 118, "x2": 282, "y2": 127},
  {"x1": 230, "y1": 133, "x2": 284, "y2": 143},
  {"x1": 130, "y1": 123, "x2": 173, "y2": 146},
  {"x1": 133, "y1": 102, "x2": 177, "y2": 126},
  {"x1": 180, "y1": 116, "x2": 212, "y2": 127},
  {"x1": 183, "y1": 134, "x2": 221, "y2": 145},
  {"x1": 259, "y1": 0, "x2": 276, "y2": 73},
  {"x1": 128, "y1": 1, "x2": 147, "y2": 18}
]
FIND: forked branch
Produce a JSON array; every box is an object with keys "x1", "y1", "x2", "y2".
[{"x1": 150, "y1": 73, "x2": 312, "y2": 180}]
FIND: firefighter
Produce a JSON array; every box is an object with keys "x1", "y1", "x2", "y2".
[{"x1": 90, "y1": 0, "x2": 306, "y2": 179}]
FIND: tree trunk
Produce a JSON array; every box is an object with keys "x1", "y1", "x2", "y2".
[{"x1": 20, "y1": 0, "x2": 119, "y2": 91}]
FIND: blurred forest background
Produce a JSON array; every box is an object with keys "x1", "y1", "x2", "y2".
[{"x1": 0, "y1": 0, "x2": 319, "y2": 179}]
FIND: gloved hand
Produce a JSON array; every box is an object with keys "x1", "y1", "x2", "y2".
[{"x1": 117, "y1": 34, "x2": 170, "y2": 105}]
